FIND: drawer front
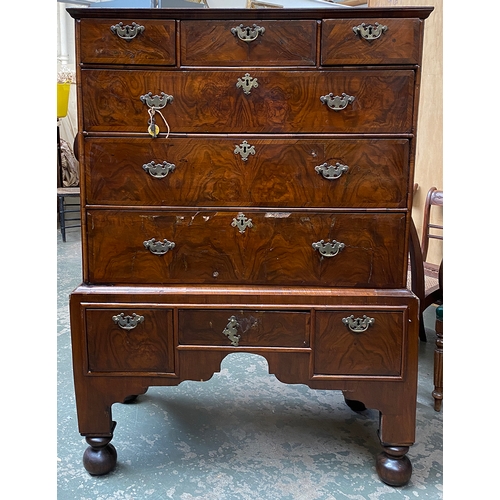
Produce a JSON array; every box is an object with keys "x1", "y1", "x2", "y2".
[
  {"x1": 314, "y1": 309, "x2": 405, "y2": 377},
  {"x1": 178, "y1": 309, "x2": 310, "y2": 348},
  {"x1": 181, "y1": 20, "x2": 317, "y2": 66},
  {"x1": 85, "y1": 137, "x2": 409, "y2": 208},
  {"x1": 81, "y1": 69, "x2": 414, "y2": 134},
  {"x1": 321, "y1": 18, "x2": 421, "y2": 66},
  {"x1": 85, "y1": 307, "x2": 175, "y2": 374},
  {"x1": 86, "y1": 210, "x2": 406, "y2": 287},
  {"x1": 79, "y1": 19, "x2": 176, "y2": 65}
]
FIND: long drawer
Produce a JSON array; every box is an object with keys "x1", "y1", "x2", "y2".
[
  {"x1": 81, "y1": 69, "x2": 414, "y2": 134},
  {"x1": 84, "y1": 137, "x2": 409, "y2": 208},
  {"x1": 86, "y1": 209, "x2": 407, "y2": 287}
]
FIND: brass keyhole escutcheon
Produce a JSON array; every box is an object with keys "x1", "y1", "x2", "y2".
[
  {"x1": 234, "y1": 141, "x2": 256, "y2": 161},
  {"x1": 231, "y1": 213, "x2": 253, "y2": 234},
  {"x1": 222, "y1": 316, "x2": 241, "y2": 346},
  {"x1": 236, "y1": 73, "x2": 259, "y2": 95}
]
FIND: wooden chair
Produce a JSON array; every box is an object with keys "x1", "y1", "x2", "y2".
[
  {"x1": 408, "y1": 187, "x2": 443, "y2": 341},
  {"x1": 57, "y1": 187, "x2": 81, "y2": 242},
  {"x1": 57, "y1": 125, "x2": 81, "y2": 242},
  {"x1": 432, "y1": 262, "x2": 443, "y2": 411}
]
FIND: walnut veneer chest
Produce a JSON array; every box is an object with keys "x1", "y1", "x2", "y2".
[{"x1": 67, "y1": 6, "x2": 432, "y2": 486}]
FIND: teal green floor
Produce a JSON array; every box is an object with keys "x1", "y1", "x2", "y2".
[{"x1": 57, "y1": 227, "x2": 443, "y2": 499}]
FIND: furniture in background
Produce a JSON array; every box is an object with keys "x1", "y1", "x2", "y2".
[
  {"x1": 67, "y1": 6, "x2": 432, "y2": 487},
  {"x1": 433, "y1": 261, "x2": 443, "y2": 411},
  {"x1": 408, "y1": 187, "x2": 443, "y2": 341},
  {"x1": 57, "y1": 120, "x2": 81, "y2": 242},
  {"x1": 421, "y1": 187, "x2": 443, "y2": 268},
  {"x1": 57, "y1": 187, "x2": 80, "y2": 242}
]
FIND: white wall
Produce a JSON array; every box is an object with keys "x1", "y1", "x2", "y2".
[
  {"x1": 368, "y1": 0, "x2": 442, "y2": 265},
  {"x1": 58, "y1": 3, "x2": 79, "y2": 145}
]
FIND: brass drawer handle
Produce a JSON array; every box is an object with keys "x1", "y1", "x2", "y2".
[
  {"x1": 320, "y1": 93, "x2": 355, "y2": 111},
  {"x1": 140, "y1": 92, "x2": 174, "y2": 138},
  {"x1": 112, "y1": 312, "x2": 144, "y2": 330},
  {"x1": 315, "y1": 162, "x2": 349, "y2": 180},
  {"x1": 223, "y1": 316, "x2": 241, "y2": 346},
  {"x1": 143, "y1": 238, "x2": 176, "y2": 255},
  {"x1": 352, "y1": 23, "x2": 388, "y2": 41},
  {"x1": 140, "y1": 92, "x2": 174, "y2": 110},
  {"x1": 231, "y1": 24, "x2": 265, "y2": 42},
  {"x1": 312, "y1": 239, "x2": 345, "y2": 258},
  {"x1": 142, "y1": 161, "x2": 176, "y2": 179},
  {"x1": 236, "y1": 73, "x2": 259, "y2": 95},
  {"x1": 110, "y1": 22, "x2": 145, "y2": 41},
  {"x1": 342, "y1": 315, "x2": 375, "y2": 333}
]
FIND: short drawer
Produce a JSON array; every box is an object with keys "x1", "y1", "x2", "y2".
[
  {"x1": 79, "y1": 19, "x2": 176, "y2": 65},
  {"x1": 85, "y1": 209, "x2": 407, "y2": 288},
  {"x1": 81, "y1": 69, "x2": 414, "y2": 134},
  {"x1": 321, "y1": 18, "x2": 421, "y2": 65},
  {"x1": 181, "y1": 20, "x2": 317, "y2": 66},
  {"x1": 314, "y1": 309, "x2": 405, "y2": 377},
  {"x1": 85, "y1": 307, "x2": 175, "y2": 374},
  {"x1": 178, "y1": 309, "x2": 310, "y2": 348},
  {"x1": 84, "y1": 137, "x2": 410, "y2": 208}
]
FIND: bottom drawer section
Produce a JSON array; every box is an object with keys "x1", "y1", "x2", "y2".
[
  {"x1": 85, "y1": 307, "x2": 175, "y2": 374},
  {"x1": 313, "y1": 309, "x2": 405, "y2": 377},
  {"x1": 178, "y1": 309, "x2": 310, "y2": 348},
  {"x1": 71, "y1": 286, "x2": 416, "y2": 382}
]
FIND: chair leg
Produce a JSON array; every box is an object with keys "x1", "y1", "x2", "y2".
[
  {"x1": 432, "y1": 308, "x2": 443, "y2": 411},
  {"x1": 58, "y1": 195, "x2": 66, "y2": 242},
  {"x1": 418, "y1": 312, "x2": 427, "y2": 342}
]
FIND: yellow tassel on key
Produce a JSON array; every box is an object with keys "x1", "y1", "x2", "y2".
[{"x1": 148, "y1": 124, "x2": 160, "y2": 137}]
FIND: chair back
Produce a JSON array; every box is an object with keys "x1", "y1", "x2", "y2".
[{"x1": 421, "y1": 187, "x2": 443, "y2": 261}]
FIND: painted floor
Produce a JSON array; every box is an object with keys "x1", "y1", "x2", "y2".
[{"x1": 57, "y1": 227, "x2": 443, "y2": 499}]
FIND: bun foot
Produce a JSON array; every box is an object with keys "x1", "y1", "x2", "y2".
[
  {"x1": 83, "y1": 435, "x2": 117, "y2": 476},
  {"x1": 376, "y1": 446, "x2": 412, "y2": 486}
]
